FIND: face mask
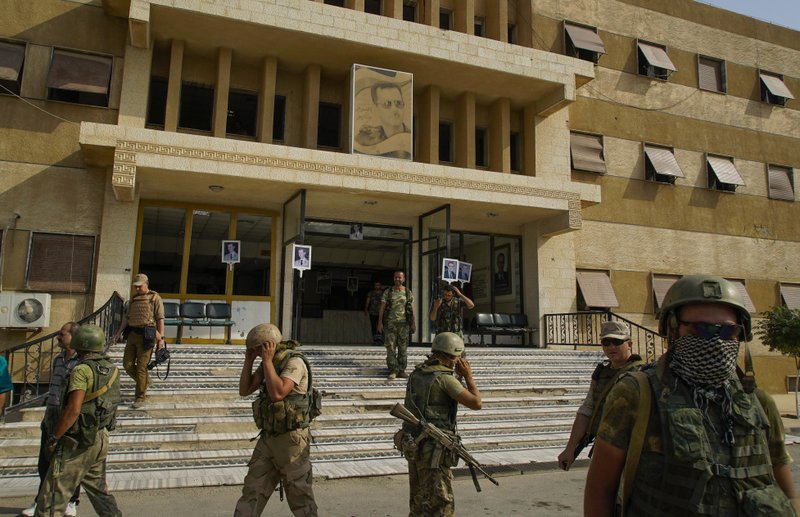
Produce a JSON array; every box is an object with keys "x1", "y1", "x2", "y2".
[{"x1": 669, "y1": 334, "x2": 740, "y2": 387}]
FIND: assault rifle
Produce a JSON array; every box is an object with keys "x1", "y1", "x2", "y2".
[{"x1": 390, "y1": 403, "x2": 499, "y2": 492}]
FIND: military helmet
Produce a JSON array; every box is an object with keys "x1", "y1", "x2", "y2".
[
  {"x1": 246, "y1": 323, "x2": 282, "y2": 349},
  {"x1": 657, "y1": 275, "x2": 752, "y2": 341},
  {"x1": 431, "y1": 332, "x2": 465, "y2": 357},
  {"x1": 72, "y1": 324, "x2": 106, "y2": 352}
]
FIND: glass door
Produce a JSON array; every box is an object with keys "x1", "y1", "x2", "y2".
[
  {"x1": 418, "y1": 205, "x2": 450, "y2": 343},
  {"x1": 280, "y1": 190, "x2": 306, "y2": 338}
]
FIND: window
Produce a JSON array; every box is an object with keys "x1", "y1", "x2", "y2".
[
  {"x1": 759, "y1": 70, "x2": 794, "y2": 106},
  {"x1": 317, "y1": 102, "x2": 342, "y2": 149},
  {"x1": 146, "y1": 76, "x2": 167, "y2": 127},
  {"x1": 233, "y1": 214, "x2": 272, "y2": 296},
  {"x1": 475, "y1": 127, "x2": 488, "y2": 168},
  {"x1": 46, "y1": 49, "x2": 112, "y2": 107},
  {"x1": 576, "y1": 270, "x2": 619, "y2": 309},
  {"x1": 474, "y1": 17, "x2": 484, "y2": 37},
  {"x1": 179, "y1": 82, "x2": 214, "y2": 132},
  {"x1": 138, "y1": 206, "x2": 186, "y2": 293},
  {"x1": 510, "y1": 132, "x2": 521, "y2": 172},
  {"x1": 780, "y1": 283, "x2": 800, "y2": 310},
  {"x1": 564, "y1": 22, "x2": 606, "y2": 64},
  {"x1": 652, "y1": 274, "x2": 679, "y2": 313},
  {"x1": 273, "y1": 95, "x2": 286, "y2": 142},
  {"x1": 706, "y1": 154, "x2": 744, "y2": 192},
  {"x1": 227, "y1": 89, "x2": 258, "y2": 138},
  {"x1": 507, "y1": 24, "x2": 517, "y2": 44},
  {"x1": 725, "y1": 279, "x2": 757, "y2": 313},
  {"x1": 698, "y1": 56, "x2": 726, "y2": 93},
  {"x1": 27, "y1": 233, "x2": 95, "y2": 292},
  {"x1": 644, "y1": 143, "x2": 684, "y2": 184},
  {"x1": 439, "y1": 122, "x2": 453, "y2": 163},
  {"x1": 187, "y1": 210, "x2": 230, "y2": 295},
  {"x1": 365, "y1": 0, "x2": 382, "y2": 15},
  {"x1": 440, "y1": 9, "x2": 452, "y2": 30},
  {"x1": 569, "y1": 131, "x2": 606, "y2": 173},
  {"x1": 768, "y1": 164, "x2": 794, "y2": 201},
  {"x1": 324, "y1": 0, "x2": 345, "y2": 6},
  {"x1": 637, "y1": 41, "x2": 676, "y2": 80},
  {"x1": 0, "y1": 40, "x2": 26, "y2": 96},
  {"x1": 403, "y1": 0, "x2": 417, "y2": 21}
]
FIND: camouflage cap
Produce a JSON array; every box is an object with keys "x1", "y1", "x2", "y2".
[
  {"x1": 600, "y1": 321, "x2": 631, "y2": 340},
  {"x1": 132, "y1": 273, "x2": 149, "y2": 286}
]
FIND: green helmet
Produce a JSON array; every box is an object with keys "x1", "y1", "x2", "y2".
[
  {"x1": 431, "y1": 332, "x2": 465, "y2": 357},
  {"x1": 658, "y1": 275, "x2": 752, "y2": 341},
  {"x1": 72, "y1": 324, "x2": 106, "y2": 352},
  {"x1": 246, "y1": 323, "x2": 282, "y2": 349}
]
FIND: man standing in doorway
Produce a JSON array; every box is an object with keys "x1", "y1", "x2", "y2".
[
  {"x1": 429, "y1": 285, "x2": 475, "y2": 338},
  {"x1": 113, "y1": 273, "x2": 165, "y2": 408},
  {"x1": 364, "y1": 281, "x2": 384, "y2": 346},
  {"x1": 377, "y1": 271, "x2": 415, "y2": 380}
]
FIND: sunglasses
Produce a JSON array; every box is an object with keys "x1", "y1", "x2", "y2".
[
  {"x1": 378, "y1": 100, "x2": 405, "y2": 109},
  {"x1": 677, "y1": 320, "x2": 743, "y2": 340},
  {"x1": 601, "y1": 338, "x2": 628, "y2": 347}
]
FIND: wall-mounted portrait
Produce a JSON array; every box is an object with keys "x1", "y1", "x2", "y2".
[
  {"x1": 350, "y1": 64, "x2": 413, "y2": 160},
  {"x1": 292, "y1": 244, "x2": 312, "y2": 270},
  {"x1": 458, "y1": 261, "x2": 472, "y2": 283},
  {"x1": 493, "y1": 244, "x2": 511, "y2": 294},
  {"x1": 347, "y1": 276, "x2": 359, "y2": 292},
  {"x1": 222, "y1": 240, "x2": 240, "y2": 264},
  {"x1": 442, "y1": 258, "x2": 458, "y2": 281},
  {"x1": 349, "y1": 223, "x2": 364, "y2": 241}
]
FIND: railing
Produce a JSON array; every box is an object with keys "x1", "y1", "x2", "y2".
[
  {"x1": 543, "y1": 311, "x2": 666, "y2": 363},
  {"x1": 2, "y1": 291, "x2": 125, "y2": 411}
]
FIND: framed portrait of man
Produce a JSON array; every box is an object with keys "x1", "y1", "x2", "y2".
[
  {"x1": 222, "y1": 240, "x2": 240, "y2": 264},
  {"x1": 292, "y1": 244, "x2": 312, "y2": 271},
  {"x1": 347, "y1": 276, "x2": 359, "y2": 292},
  {"x1": 458, "y1": 261, "x2": 472, "y2": 283},
  {"x1": 442, "y1": 258, "x2": 458, "y2": 281},
  {"x1": 349, "y1": 223, "x2": 364, "y2": 241},
  {"x1": 493, "y1": 245, "x2": 511, "y2": 294},
  {"x1": 350, "y1": 64, "x2": 413, "y2": 160}
]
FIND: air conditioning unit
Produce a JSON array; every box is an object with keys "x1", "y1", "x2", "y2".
[{"x1": 0, "y1": 292, "x2": 52, "y2": 328}]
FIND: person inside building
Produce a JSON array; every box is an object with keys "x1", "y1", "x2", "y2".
[
  {"x1": 234, "y1": 324, "x2": 318, "y2": 517},
  {"x1": 112, "y1": 273, "x2": 165, "y2": 409},
  {"x1": 22, "y1": 322, "x2": 82, "y2": 517},
  {"x1": 377, "y1": 270, "x2": 415, "y2": 380},
  {"x1": 364, "y1": 281, "x2": 384, "y2": 346},
  {"x1": 584, "y1": 275, "x2": 800, "y2": 516},
  {"x1": 557, "y1": 321, "x2": 643, "y2": 472},
  {"x1": 399, "y1": 332, "x2": 482, "y2": 515},
  {"x1": 429, "y1": 285, "x2": 475, "y2": 338},
  {"x1": 35, "y1": 325, "x2": 121, "y2": 517}
]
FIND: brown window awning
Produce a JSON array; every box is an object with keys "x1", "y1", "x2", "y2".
[
  {"x1": 0, "y1": 41, "x2": 25, "y2": 82},
  {"x1": 726, "y1": 279, "x2": 757, "y2": 313},
  {"x1": 576, "y1": 271, "x2": 619, "y2": 308},
  {"x1": 565, "y1": 24, "x2": 606, "y2": 54},
  {"x1": 760, "y1": 73, "x2": 795, "y2": 100},
  {"x1": 46, "y1": 49, "x2": 112, "y2": 95},
  {"x1": 707, "y1": 155, "x2": 745, "y2": 186},
  {"x1": 638, "y1": 42, "x2": 677, "y2": 72},
  {"x1": 698, "y1": 56, "x2": 723, "y2": 92},
  {"x1": 781, "y1": 284, "x2": 800, "y2": 310},
  {"x1": 652, "y1": 275, "x2": 679, "y2": 311},
  {"x1": 570, "y1": 132, "x2": 606, "y2": 173},
  {"x1": 644, "y1": 144, "x2": 684, "y2": 178},
  {"x1": 768, "y1": 165, "x2": 794, "y2": 201}
]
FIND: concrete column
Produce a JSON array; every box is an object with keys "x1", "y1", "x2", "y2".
[
  {"x1": 534, "y1": 108, "x2": 570, "y2": 179},
  {"x1": 417, "y1": 85, "x2": 440, "y2": 164},
  {"x1": 258, "y1": 56, "x2": 278, "y2": 143},
  {"x1": 301, "y1": 64, "x2": 321, "y2": 149},
  {"x1": 212, "y1": 47, "x2": 232, "y2": 138},
  {"x1": 422, "y1": 0, "x2": 440, "y2": 27},
  {"x1": 164, "y1": 39, "x2": 184, "y2": 132},
  {"x1": 452, "y1": 0, "x2": 475, "y2": 35},
  {"x1": 516, "y1": 0, "x2": 534, "y2": 48},
  {"x1": 489, "y1": 98, "x2": 511, "y2": 173},
  {"x1": 454, "y1": 92, "x2": 475, "y2": 169},
  {"x1": 94, "y1": 167, "x2": 141, "y2": 310},
  {"x1": 485, "y1": 1, "x2": 508, "y2": 43},
  {"x1": 522, "y1": 103, "x2": 537, "y2": 176},
  {"x1": 346, "y1": 0, "x2": 365, "y2": 11},
  {"x1": 384, "y1": 0, "x2": 402, "y2": 19},
  {"x1": 117, "y1": 43, "x2": 153, "y2": 128}
]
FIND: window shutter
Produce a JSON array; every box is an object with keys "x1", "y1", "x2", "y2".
[{"x1": 27, "y1": 233, "x2": 95, "y2": 292}]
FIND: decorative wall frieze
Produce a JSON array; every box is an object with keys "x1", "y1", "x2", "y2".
[{"x1": 112, "y1": 148, "x2": 137, "y2": 202}]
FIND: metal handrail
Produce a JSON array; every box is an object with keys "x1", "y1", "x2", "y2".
[
  {"x1": 2, "y1": 291, "x2": 125, "y2": 411},
  {"x1": 543, "y1": 310, "x2": 666, "y2": 362}
]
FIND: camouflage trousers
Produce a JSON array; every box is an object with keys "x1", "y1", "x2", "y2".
[
  {"x1": 234, "y1": 428, "x2": 318, "y2": 517},
  {"x1": 35, "y1": 429, "x2": 121, "y2": 517},
  {"x1": 122, "y1": 332, "x2": 153, "y2": 401},
  {"x1": 385, "y1": 320, "x2": 410, "y2": 374},
  {"x1": 407, "y1": 457, "x2": 454, "y2": 516}
]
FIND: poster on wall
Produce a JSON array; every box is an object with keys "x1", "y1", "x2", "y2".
[
  {"x1": 349, "y1": 223, "x2": 364, "y2": 240},
  {"x1": 350, "y1": 64, "x2": 413, "y2": 160},
  {"x1": 347, "y1": 276, "x2": 359, "y2": 293},
  {"x1": 493, "y1": 244, "x2": 512, "y2": 295}
]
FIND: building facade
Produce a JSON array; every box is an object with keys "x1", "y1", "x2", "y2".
[{"x1": 1, "y1": 0, "x2": 798, "y2": 389}]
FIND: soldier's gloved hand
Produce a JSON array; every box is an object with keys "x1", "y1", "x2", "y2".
[{"x1": 45, "y1": 435, "x2": 61, "y2": 460}]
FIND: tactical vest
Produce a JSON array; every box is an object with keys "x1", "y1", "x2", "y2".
[
  {"x1": 60, "y1": 353, "x2": 120, "y2": 449},
  {"x1": 126, "y1": 291, "x2": 159, "y2": 328},
  {"x1": 252, "y1": 351, "x2": 320, "y2": 437},
  {"x1": 626, "y1": 363, "x2": 794, "y2": 516},
  {"x1": 587, "y1": 354, "x2": 643, "y2": 436},
  {"x1": 402, "y1": 359, "x2": 458, "y2": 437}
]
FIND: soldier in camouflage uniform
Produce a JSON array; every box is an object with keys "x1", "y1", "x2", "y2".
[
  {"x1": 401, "y1": 332, "x2": 482, "y2": 516},
  {"x1": 35, "y1": 325, "x2": 122, "y2": 517},
  {"x1": 377, "y1": 271, "x2": 415, "y2": 380},
  {"x1": 429, "y1": 285, "x2": 475, "y2": 338},
  {"x1": 585, "y1": 276, "x2": 799, "y2": 516}
]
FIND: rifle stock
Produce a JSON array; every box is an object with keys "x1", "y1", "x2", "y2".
[{"x1": 390, "y1": 403, "x2": 499, "y2": 490}]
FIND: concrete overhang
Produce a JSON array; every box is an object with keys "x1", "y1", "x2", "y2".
[{"x1": 80, "y1": 122, "x2": 599, "y2": 234}]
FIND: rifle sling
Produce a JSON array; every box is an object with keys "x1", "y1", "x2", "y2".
[
  {"x1": 469, "y1": 464, "x2": 482, "y2": 492},
  {"x1": 83, "y1": 368, "x2": 119, "y2": 403}
]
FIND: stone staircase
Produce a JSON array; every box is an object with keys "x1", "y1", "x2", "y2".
[{"x1": 0, "y1": 343, "x2": 603, "y2": 496}]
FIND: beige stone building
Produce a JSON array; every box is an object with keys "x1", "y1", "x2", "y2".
[{"x1": 0, "y1": 0, "x2": 797, "y2": 389}]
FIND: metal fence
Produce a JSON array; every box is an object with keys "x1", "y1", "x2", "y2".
[
  {"x1": 2, "y1": 292, "x2": 124, "y2": 411},
  {"x1": 543, "y1": 310, "x2": 666, "y2": 363}
]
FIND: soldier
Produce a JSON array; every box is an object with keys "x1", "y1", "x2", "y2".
[
  {"x1": 429, "y1": 285, "x2": 475, "y2": 338},
  {"x1": 35, "y1": 324, "x2": 121, "y2": 517},
  {"x1": 585, "y1": 275, "x2": 799, "y2": 516},
  {"x1": 364, "y1": 281, "x2": 384, "y2": 346},
  {"x1": 557, "y1": 321, "x2": 643, "y2": 471},
  {"x1": 377, "y1": 270, "x2": 415, "y2": 380},
  {"x1": 401, "y1": 332, "x2": 482, "y2": 516},
  {"x1": 112, "y1": 273, "x2": 165, "y2": 408},
  {"x1": 234, "y1": 324, "x2": 318, "y2": 517}
]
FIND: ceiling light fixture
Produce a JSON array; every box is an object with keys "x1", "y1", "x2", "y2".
[{"x1": 208, "y1": 185, "x2": 224, "y2": 192}]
